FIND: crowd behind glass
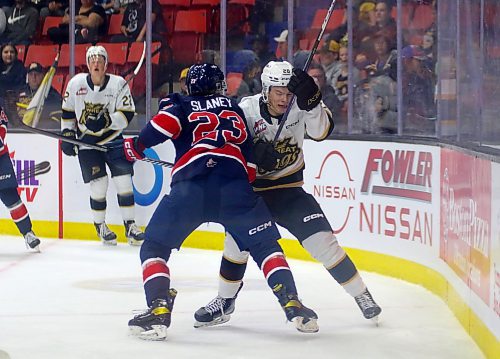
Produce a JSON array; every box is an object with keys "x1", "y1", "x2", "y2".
[{"x1": 1, "y1": 0, "x2": 498, "y2": 148}]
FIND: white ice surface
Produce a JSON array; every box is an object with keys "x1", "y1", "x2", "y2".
[{"x1": 0, "y1": 236, "x2": 485, "y2": 359}]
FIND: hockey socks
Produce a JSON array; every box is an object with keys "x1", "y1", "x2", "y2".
[
  {"x1": 142, "y1": 257, "x2": 171, "y2": 306},
  {"x1": 0, "y1": 189, "x2": 32, "y2": 236}
]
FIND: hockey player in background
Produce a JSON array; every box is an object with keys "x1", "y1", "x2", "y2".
[
  {"x1": 0, "y1": 100, "x2": 40, "y2": 251},
  {"x1": 60, "y1": 45, "x2": 144, "y2": 246},
  {"x1": 107, "y1": 63, "x2": 319, "y2": 340},
  {"x1": 194, "y1": 61, "x2": 381, "y2": 327}
]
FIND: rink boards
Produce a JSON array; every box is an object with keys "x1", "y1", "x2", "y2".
[{"x1": 0, "y1": 133, "x2": 498, "y2": 358}]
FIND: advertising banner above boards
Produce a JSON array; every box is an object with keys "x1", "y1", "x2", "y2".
[
  {"x1": 62, "y1": 138, "x2": 176, "y2": 227},
  {"x1": 0, "y1": 134, "x2": 59, "y2": 221},
  {"x1": 488, "y1": 162, "x2": 500, "y2": 328},
  {"x1": 440, "y1": 149, "x2": 491, "y2": 307},
  {"x1": 303, "y1": 140, "x2": 440, "y2": 263},
  {"x1": 303, "y1": 140, "x2": 499, "y2": 341}
]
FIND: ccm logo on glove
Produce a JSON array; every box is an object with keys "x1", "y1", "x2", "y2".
[{"x1": 123, "y1": 137, "x2": 145, "y2": 162}]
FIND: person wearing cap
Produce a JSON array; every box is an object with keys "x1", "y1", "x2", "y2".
[
  {"x1": 318, "y1": 39, "x2": 342, "y2": 88},
  {"x1": 402, "y1": 45, "x2": 436, "y2": 123},
  {"x1": 273, "y1": 29, "x2": 310, "y2": 69},
  {"x1": 356, "y1": 1, "x2": 377, "y2": 46},
  {"x1": 16, "y1": 62, "x2": 62, "y2": 128},
  {"x1": 179, "y1": 67, "x2": 189, "y2": 95}
]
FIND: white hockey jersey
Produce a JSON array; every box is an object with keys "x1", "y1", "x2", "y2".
[
  {"x1": 239, "y1": 94, "x2": 333, "y2": 190},
  {"x1": 61, "y1": 73, "x2": 135, "y2": 147}
]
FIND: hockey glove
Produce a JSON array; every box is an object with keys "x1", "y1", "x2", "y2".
[
  {"x1": 106, "y1": 137, "x2": 145, "y2": 163},
  {"x1": 287, "y1": 68, "x2": 322, "y2": 111},
  {"x1": 253, "y1": 139, "x2": 279, "y2": 172},
  {"x1": 61, "y1": 129, "x2": 77, "y2": 156},
  {"x1": 85, "y1": 109, "x2": 111, "y2": 133},
  {"x1": 123, "y1": 137, "x2": 145, "y2": 162}
]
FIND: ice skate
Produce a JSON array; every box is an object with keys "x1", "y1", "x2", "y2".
[
  {"x1": 94, "y1": 222, "x2": 117, "y2": 246},
  {"x1": 354, "y1": 288, "x2": 381, "y2": 324},
  {"x1": 24, "y1": 231, "x2": 40, "y2": 252},
  {"x1": 194, "y1": 282, "x2": 243, "y2": 328},
  {"x1": 273, "y1": 284, "x2": 319, "y2": 333},
  {"x1": 125, "y1": 220, "x2": 144, "y2": 246},
  {"x1": 129, "y1": 288, "x2": 177, "y2": 341}
]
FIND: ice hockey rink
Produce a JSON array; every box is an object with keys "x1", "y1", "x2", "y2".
[{"x1": 0, "y1": 236, "x2": 485, "y2": 359}]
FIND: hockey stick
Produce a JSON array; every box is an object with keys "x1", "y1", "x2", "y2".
[
  {"x1": 94, "y1": 41, "x2": 146, "y2": 121},
  {"x1": 273, "y1": 0, "x2": 338, "y2": 144},
  {"x1": 20, "y1": 53, "x2": 173, "y2": 168},
  {"x1": 18, "y1": 161, "x2": 51, "y2": 182},
  {"x1": 21, "y1": 124, "x2": 173, "y2": 167}
]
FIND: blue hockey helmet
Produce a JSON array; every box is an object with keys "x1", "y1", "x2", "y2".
[{"x1": 186, "y1": 63, "x2": 227, "y2": 96}]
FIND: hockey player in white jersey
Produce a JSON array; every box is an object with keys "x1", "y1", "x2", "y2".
[
  {"x1": 195, "y1": 60, "x2": 381, "y2": 327},
  {"x1": 60, "y1": 45, "x2": 144, "y2": 246}
]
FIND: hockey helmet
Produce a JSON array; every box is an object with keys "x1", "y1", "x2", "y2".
[
  {"x1": 186, "y1": 63, "x2": 226, "y2": 96},
  {"x1": 261, "y1": 60, "x2": 293, "y2": 103},
  {"x1": 86, "y1": 45, "x2": 108, "y2": 68}
]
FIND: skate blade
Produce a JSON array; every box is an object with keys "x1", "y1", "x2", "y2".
[
  {"x1": 129, "y1": 325, "x2": 167, "y2": 341},
  {"x1": 102, "y1": 239, "x2": 117, "y2": 246},
  {"x1": 194, "y1": 314, "x2": 231, "y2": 328},
  {"x1": 27, "y1": 245, "x2": 41, "y2": 253},
  {"x1": 26, "y1": 243, "x2": 41, "y2": 253},
  {"x1": 127, "y1": 238, "x2": 144, "y2": 246},
  {"x1": 293, "y1": 317, "x2": 319, "y2": 333},
  {"x1": 370, "y1": 315, "x2": 380, "y2": 326}
]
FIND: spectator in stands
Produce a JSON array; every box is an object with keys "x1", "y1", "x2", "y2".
[
  {"x1": 233, "y1": 51, "x2": 261, "y2": 101},
  {"x1": 307, "y1": 62, "x2": 342, "y2": 127},
  {"x1": 40, "y1": 0, "x2": 67, "y2": 18},
  {"x1": 364, "y1": 33, "x2": 396, "y2": 80},
  {"x1": 330, "y1": 46, "x2": 359, "y2": 129},
  {"x1": 47, "y1": 0, "x2": 107, "y2": 44},
  {"x1": 401, "y1": 45, "x2": 436, "y2": 124},
  {"x1": 273, "y1": 29, "x2": 310, "y2": 69},
  {"x1": 373, "y1": 0, "x2": 396, "y2": 50},
  {"x1": 179, "y1": 67, "x2": 188, "y2": 95},
  {"x1": 318, "y1": 39, "x2": 342, "y2": 88},
  {"x1": 95, "y1": 0, "x2": 117, "y2": 15},
  {"x1": 251, "y1": 34, "x2": 276, "y2": 69},
  {"x1": 0, "y1": 43, "x2": 25, "y2": 97},
  {"x1": 355, "y1": 1, "x2": 377, "y2": 53},
  {"x1": 0, "y1": 0, "x2": 13, "y2": 13},
  {"x1": 196, "y1": 49, "x2": 220, "y2": 66},
  {"x1": 15, "y1": 62, "x2": 61, "y2": 129},
  {"x1": 109, "y1": 0, "x2": 164, "y2": 43},
  {"x1": 0, "y1": 0, "x2": 38, "y2": 45},
  {"x1": 112, "y1": 0, "x2": 131, "y2": 14}
]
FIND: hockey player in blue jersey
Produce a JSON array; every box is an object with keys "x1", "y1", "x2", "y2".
[
  {"x1": 0, "y1": 101, "x2": 41, "y2": 252},
  {"x1": 107, "y1": 63, "x2": 319, "y2": 340}
]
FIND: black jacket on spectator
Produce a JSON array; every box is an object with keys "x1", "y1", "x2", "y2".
[
  {"x1": 0, "y1": 58, "x2": 25, "y2": 96},
  {"x1": 48, "y1": 4, "x2": 107, "y2": 44},
  {"x1": 0, "y1": 3, "x2": 39, "y2": 45}
]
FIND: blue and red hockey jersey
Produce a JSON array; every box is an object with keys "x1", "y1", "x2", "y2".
[{"x1": 138, "y1": 93, "x2": 256, "y2": 184}]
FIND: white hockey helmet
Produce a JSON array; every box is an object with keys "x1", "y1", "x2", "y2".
[
  {"x1": 261, "y1": 60, "x2": 293, "y2": 103},
  {"x1": 86, "y1": 45, "x2": 108, "y2": 68}
]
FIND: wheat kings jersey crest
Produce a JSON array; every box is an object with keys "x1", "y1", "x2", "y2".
[
  {"x1": 61, "y1": 73, "x2": 135, "y2": 147},
  {"x1": 239, "y1": 94, "x2": 334, "y2": 190}
]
